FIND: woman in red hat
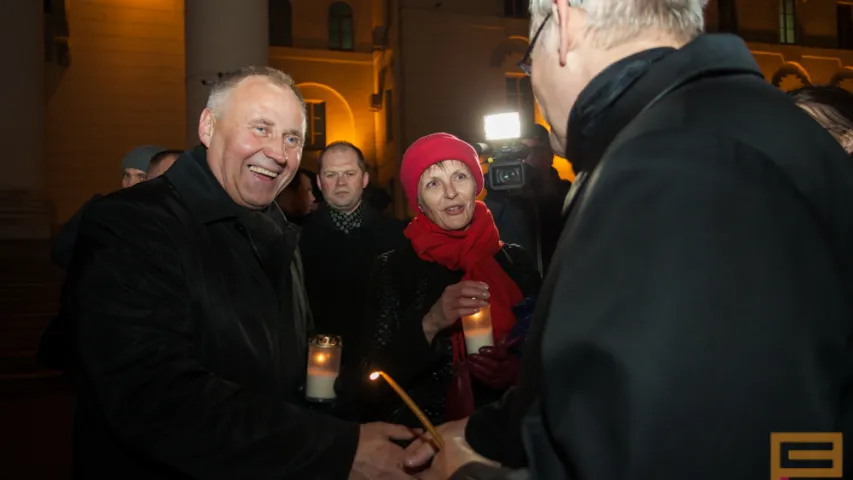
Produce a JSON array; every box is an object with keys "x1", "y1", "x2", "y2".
[{"x1": 355, "y1": 132, "x2": 541, "y2": 430}]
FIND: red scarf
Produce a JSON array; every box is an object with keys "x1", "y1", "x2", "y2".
[{"x1": 404, "y1": 201, "x2": 524, "y2": 366}]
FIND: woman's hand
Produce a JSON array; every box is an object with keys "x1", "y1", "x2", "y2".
[
  {"x1": 422, "y1": 281, "x2": 489, "y2": 343},
  {"x1": 467, "y1": 341, "x2": 520, "y2": 391}
]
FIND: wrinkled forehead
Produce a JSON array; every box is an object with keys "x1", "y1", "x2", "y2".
[
  {"x1": 322, "y1": 148, "x2": 362, "y2": 172},
  {"x1": 419, "y1": 159, "x2": 471, "y2": 182},
  {"x1": 227, "y1": 78, "x2": 305, "y2": 130}
]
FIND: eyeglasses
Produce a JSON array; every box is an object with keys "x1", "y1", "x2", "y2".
[{"x1": 517, "y1": 12, "x2": 552, "y2": 76}]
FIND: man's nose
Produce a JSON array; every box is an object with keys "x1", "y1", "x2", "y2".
[
  {"x1": 264, "y1": 139, "x2": 286, "y2": 165},
  {"x1": 336, "y1": 175, "x2": 347, "y2": 186}
]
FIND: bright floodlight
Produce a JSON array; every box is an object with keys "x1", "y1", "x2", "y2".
[{"x1": 484, "y1": 112, "x2": 521, "y2": 141}]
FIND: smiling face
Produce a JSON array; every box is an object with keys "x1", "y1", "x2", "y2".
[
  {"x1": 198, "y1": 76, "x2": 305, "y2": 210},
  {"x1": 417, "y1": 160, "x2": 477, "y2": 231}
]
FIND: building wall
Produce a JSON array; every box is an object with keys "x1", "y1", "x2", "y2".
[
  {"x1": 268, "y1": 47, "x2": 377, "y2": 172},
  {"x1": 45, "y1": 0, "x2": 186, "y2": 223},
  {"x1": 291, "y1": 0, "x2": 375, "y2": 53},
  {"x1": 398, "y1": 5, "x2": 571, "y2": 190},
  {"x1": 40, "y1": 0, "x2": 853, "y2": 223}
]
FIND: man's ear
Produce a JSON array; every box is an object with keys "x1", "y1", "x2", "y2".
[
  {"x1": 198, "y1": 108, "x2": 215, "y2": 147},
  {"x1": 316, "y1": 172, "x2": 324, "y2": 192},
  {"x1": 555, "y1": 0, "x2": 573, "y2": 67},
  {"x1": 362, "y1": 171, "x2": 370, "y2": 188}
]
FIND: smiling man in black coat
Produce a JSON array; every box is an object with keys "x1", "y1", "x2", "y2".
[
  {"x1": 406, "y1": 1, "x2": 853, "y2": 479},
  {"x1": 64, "y1": 66, "x2": 414, "y2": 479}
]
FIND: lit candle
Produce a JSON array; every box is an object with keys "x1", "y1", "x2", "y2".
[
  {"x1": 370, "y1": 371, "x2": 444, "y2": 449},
  {"x1": 306, "y1": 335, "x2": 342, "y2": 402},
  {"x1": 461, "y1": 304, "x2": 493, "y2": 354}
]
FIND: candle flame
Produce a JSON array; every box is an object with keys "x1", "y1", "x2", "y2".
[
  {"x1": 369, "y1": 371, "x2": 380, "y2": 381},
  {"x1": 315, "y1": 353, "x2": 327, "y2": 364}
]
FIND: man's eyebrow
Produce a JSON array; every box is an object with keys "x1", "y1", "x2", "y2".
[
  {"x1": 251, "y1": 117, "x2": 275, "y2": 126},
  {"x1": 283, "y1": 128, "x2": 303, "y2": 139}
]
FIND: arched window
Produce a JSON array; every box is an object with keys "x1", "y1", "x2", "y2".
[
  {"x1": 269, "y1": 0, "x2": 293, "y2": 47},
  {"x1": 329, "y1": 2, "x2": 354, "y2": 51}
]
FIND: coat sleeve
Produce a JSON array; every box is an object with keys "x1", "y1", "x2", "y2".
[
  {"x1": 70, "y1": 198, "x2": 360, "y2": 479},
  {"x1": 537, "y1": 131, "x2": 853, "y2": 478},
  {"x1": 50, "y1": 194, "x2": 101, "y2": 268}
]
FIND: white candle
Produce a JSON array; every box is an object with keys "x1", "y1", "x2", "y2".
[
  {"x1": 306, "y1": 367, "x2": 338, "y2": 401},
  {"x1": 464, "y1": 327, "x2": 494, "y2": 354},
  {"x1": 462, "y1": 304, "x2": 494, "y2": 354}
]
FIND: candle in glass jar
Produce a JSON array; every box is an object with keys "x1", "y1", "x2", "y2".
[
  {"x1": 461, "y1": 304, "x2": 494, "y2": 354},
  {"x1": 306, "y1": 366, "x2": 338, "y2": 400},
  {"x1": 305, "y1": 335, "x2": 342, "y2": 402}
]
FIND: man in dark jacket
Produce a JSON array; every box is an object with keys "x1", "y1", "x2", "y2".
[
  {"x1": 300, "y1": 142, "x2": 405, "y2": 370},
  {"x1": 406, "y1": 1, "x2": 853, "y2": 479},
  {"x1": 39, "y1": 145, "x2": 168, "y2": 370},
  {"x1": 65, "y1": 66, "x2": 414, "y2": 479}
]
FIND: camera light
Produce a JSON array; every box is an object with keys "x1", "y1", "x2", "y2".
[{"x1": 484, "y1": 112, "x2": 521, "y2": 141}]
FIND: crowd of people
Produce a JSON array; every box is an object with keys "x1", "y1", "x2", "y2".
[{"x1": 38, "y1": 0, "x2": 853, "y2": 478}]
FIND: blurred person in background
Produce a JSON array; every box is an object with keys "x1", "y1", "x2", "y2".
[
  {"x1": 276, "y1": 168, "x2": 317, "y2": 225},
  {"x1": 147, "y1": 149, "x2": 183, "y2": 179},
  {"x1": 789, "y1": 84, "x2": 853, "y2": 154}
]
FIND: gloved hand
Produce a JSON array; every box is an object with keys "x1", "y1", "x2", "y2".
[{"x1": 466, "y1": 338, "x2": 520, "y2": 391}]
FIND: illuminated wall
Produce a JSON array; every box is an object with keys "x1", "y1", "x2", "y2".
[
  {"x1": 40, "y1": 0, "x2": 853, "y2": 223},
  {"x1": 44, "y1": 0, "x2": 186, "y2": 223},
  {"x1": 268, "y1": 47, "x2": 376, "y2": 172}
]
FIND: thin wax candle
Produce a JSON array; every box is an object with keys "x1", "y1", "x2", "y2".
[{"x1": 369, "y1": 371, "x2": 445, "y2": 449}]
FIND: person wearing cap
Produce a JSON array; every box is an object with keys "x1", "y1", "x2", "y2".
[
  {"x1": 121, "y1": 145, "x2": 167, "y2": 188},
  {"x1": 354, "y1": 132, "x2": 541, "y2": 431}
]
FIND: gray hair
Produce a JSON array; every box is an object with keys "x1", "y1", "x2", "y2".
[
  {"x1": 530, "y1": 0, "x2": 708, "y2": 49},
  {"x1": 205, "y1": 65, "x2": 307, "y2": 134}
]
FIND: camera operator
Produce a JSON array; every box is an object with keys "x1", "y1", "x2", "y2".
[{"x1": 485, "y1": 124, "x2": 570, "y2": 274}]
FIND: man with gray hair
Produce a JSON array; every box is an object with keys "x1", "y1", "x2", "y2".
[
  {"x1": 63, "y1": 66, "x2": 414, "y2": 479},
  {"x1": 406, "y1": 1, "x2": 853, "y2": 478}
]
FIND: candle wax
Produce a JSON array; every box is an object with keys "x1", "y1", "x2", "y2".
[
  {"x1": 306, "y1": 367, "x2": 337, "y2": 401},
  {"x1": 464, "y1": 327, "x2": 494, "y2": 354}
]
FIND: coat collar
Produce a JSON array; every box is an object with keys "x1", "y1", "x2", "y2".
[
  {"x1": 308, "y1": 201, "x2": 381, "y2": 232},
  {"x1": 165, "y1": 145, "x2": 246, "y2": 224},
  {"x1": 566, "y1": 34, "x2": 764, "y2": 173}
]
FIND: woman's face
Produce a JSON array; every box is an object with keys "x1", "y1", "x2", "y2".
[{"x1": 417, "y1": 160, "x2": 477, "y2": 230}]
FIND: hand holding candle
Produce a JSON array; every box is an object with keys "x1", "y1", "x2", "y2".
[
  {"x1": 369, "y1": 371, "x2": 445, "y2": 449},
  {"x1": 423, "y1": 281, "x2": 490, "y2": 343}
]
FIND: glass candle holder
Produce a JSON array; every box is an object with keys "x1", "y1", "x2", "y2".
[
  {"x1": 461, "y1": 304, "x2": 493, "y2": 354},
  {"x1": 305, "y1": 334, "x2": 342, "y2": 403}
]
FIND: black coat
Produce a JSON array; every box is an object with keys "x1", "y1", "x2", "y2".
[
  {"x1": 353, "y1": 241, "x2": 540, "y2": 429},
  {"x1": 461, "y1": 34, "x2": 853, "y2": 479},
  {"x1": 65, "y1": 148, "x2": 359, "y2": 479},
  {"x1": 299, "y1": 202, "x2": 406, "y2": 368}
]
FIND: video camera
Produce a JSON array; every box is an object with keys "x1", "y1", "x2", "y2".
[{"x1": 474, "y1": 112, "x2": 534, "y2": 191}]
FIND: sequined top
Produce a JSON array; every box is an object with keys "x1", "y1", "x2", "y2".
[{"x1": 354, "y1": 241, "x2": 541, "y2": 428}]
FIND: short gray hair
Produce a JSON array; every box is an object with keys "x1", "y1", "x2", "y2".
[
  {"x1": 206, "y1": 65, "x2": 307, "y2": 133},
  {"x1": 530, "y1": 0, "x2": 708, "y2": 49}
]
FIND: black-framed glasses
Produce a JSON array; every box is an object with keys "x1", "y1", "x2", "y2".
[{"x1": 517, "y1": 12, "x2": 552, "y2": 76}]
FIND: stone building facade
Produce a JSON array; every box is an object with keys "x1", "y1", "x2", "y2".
[{"x1": 2, "y1": 0, "x2": 852, "y2": 227}]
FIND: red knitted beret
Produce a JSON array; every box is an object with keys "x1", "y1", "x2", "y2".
[{"x1": 400, "y1": 133, "x2": 484, "y2": 211}]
